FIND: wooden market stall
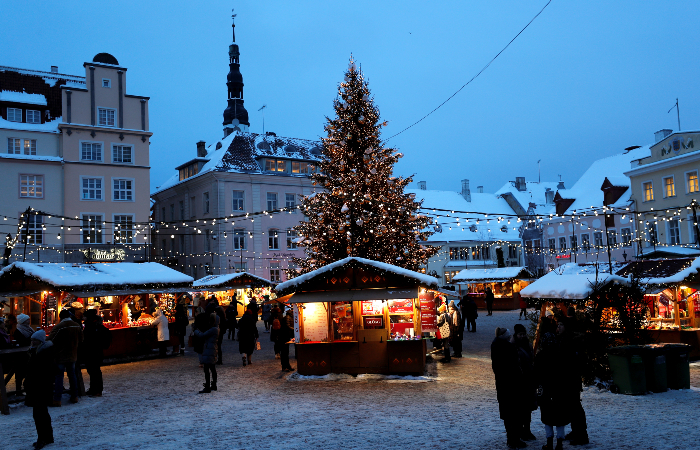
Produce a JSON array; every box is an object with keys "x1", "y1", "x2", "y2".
[
  {"x1": 274, "y1": 257, "x2": 441, "y2": 376},
  {"x1": 192, "y1": 272, "x2": 275, "y2": 315},
  {"x1": 0, "y1": 262, "x2": 193, "y2": 358},
  {"x1": 452, "y1": 267, "x2": 534, "y2": 310}
]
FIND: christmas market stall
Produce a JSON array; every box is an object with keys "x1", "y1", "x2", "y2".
[
  {"x1": 274, "y1": 257, "x2": 441, "y2": 376},
  {"x1": 452, "y1": 267, "x2": 534, "y2": 310},
  {"x1": 0, "y1": 262, "x2": 193, "y2": 358},
  {"x1": 192, "y1": 272, "x2": 275, "y2": 315}
]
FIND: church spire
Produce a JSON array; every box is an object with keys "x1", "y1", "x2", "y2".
[{"x1": 223, "y1": 8, "x2": 249, "y2": 137}]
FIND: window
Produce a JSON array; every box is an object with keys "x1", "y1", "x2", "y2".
[
  {"x1": 179, "y1": 235, "x2": 185, "y2": 254},
  {"x1": 525, "y1": 240, "x2": 533, "y2": 254},
  {"x1": 203, "y1": 192, "x2": 210, "y2": 214},
  {"x1": 266, "y1": 193, "x2": 278, "y2": 211},
  {"x1": 265, "y1": 159, "x2": 287, "y2": 172},
  {"x1": 483, "y1": 246, "x2": 490, "y2": 260},
  {"x1": 204, "y1": 230, "x2": 211, "y2": 252},
  {"x1": 26, "y1": 110, "x2": 40, "y2": 124},
  {"x1": 81, "y1": 142, "x2": 102, "y2": 161},
  {"x1": 7, "y1": 108, "x2": 22, "y2": 122},
  {"x1": 581, "y1": 234, "x2": 590, "y2": 251},
  {"x1": 668, "y1": 219, "x2": 681, "y2": 245},
  {"x1": 270, "y1": 262, "x2": 281, "y2": 283},
  {"x1": 113, "y1": 179, "x2": 133, "y2": 201},
  {"x1": 548, "y1": 238, "x2": 556, "y2": 253},
  {"x1": 23, "y1": 139, "x2": 36, "y2": 155},
  {"x1": 268, "y1": 229, "x2": 279, "y2": 249},
  {"x1": 663, "y1": 176, "x2": 675, "y2": 198},
  {"x1": 687, "y1": 171, "x2": 699, "y2": 194},
  {"x1": 20, "y1": 175, "x2": 43, "y2": 198},
  {"x1": 449, "y1": 247, "x2": 458, "y2": 260},
  {"x1": 98, "y1": 108, "x2": 116, "y2": 127},
  {"x1": 643, "y1": 181, "x2": 654, "y2": 202},
  {"x1": 689, "y1": 217, "x2": 698, "y2": 245},
  {"x1": 292, "y1": 161, "x2": 312, "y2": 174},
  {"x1": 20, "y1": 214, "x2": 43, "y2": 245},
  {"x1": 233, "y1": 262, "x2": 247, "y2": 273},
  {"x1": 112, "y1": 145, "x2": 132, "y2": 163},
  {"x1": 233, "y1": 228, "x2": 246, "y2": 250},
  {"x1": 646, "y1": 223, "x2": 658, "y2": 247},
  {"x1": 607, "y1": 230, "x2": 617, "y2": 247},
  {"x1": 8, "y1": 138, "x2": 21, "y2": 154},
  {"x1": 161, "y1": 208, "x2": 165, "y2": 222},
  {"x1": 169, "y1": 204, "x2": 174, "y2": 221},
  {"x1": 471, "y1": 246, "x2": 481, "y2": 260},
  {"x1": 593, "y1": 232, "x2": 603, "y2": 248},
  {"x1": 161, "y1": 239, "x2": 167, "y2": 255},
  {"x1": 570, "y1": 235, "x2": 578, "y2": 252},
  {"x1": 285, "y1": 193, "x2": 296, "y2": 212},
  {"x1": 287, "y1": 228, "x2": 297, "y2": 249},
  {"x1": 621, "y1": 228, "x2": 632, "y2": 247},
  {"x1": 179, "y1": 201, "x2": 184, "y2": 220},
  {"x1": 508, "y1": 245, "x2": 517, "y2": 258},
  {"x1": 102, "y1": 79, "x2": 111, "y2": 88},
  {"x1": 114, "y1": 215, "x2": 134, "y2": 243},
  {"x1": 81, "y1": 177, "x2": 103, "y2": 200},
  {"x1": 232, "y1": 190, "x2": 245, "y2": 211},
  {"x1": 559, "y1": 237, "x2": 567, "y2": 252},
  {"x1": 82, "y1": 214, "x2": 103, "y2": 244},
  {"x1": 190, "y1": 196, "x2": 196, "y2": 218}
]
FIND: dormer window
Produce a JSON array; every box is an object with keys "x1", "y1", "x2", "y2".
[
  {"x1": 7, "y1": 108, "x2": 22, "y2": 122},
  {"x1": 265, "y1": 159, "x2": 287, "y2": 172},
  {"x1": 26, "y1": 110, "x2": 41, "y2": 124},
  {"x1": 102, "y1": 79, "x2": 111, "y2": 88}
]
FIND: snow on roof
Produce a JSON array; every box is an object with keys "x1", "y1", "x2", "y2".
[
  {"x1": 635, "y1": 256, "x2": 700, "y2": 285},
  {"x1": 520, "y1": 264, "x2": 630, "y2": 299},
  {"x1": 549, "y1": 146, "x2": 651, "y2": 215},
  {"x1": 275, "y1": 257, "x2": 439, "y2": 293},
  {"x1": 0, "y1": 65, "x2": 85, "y2": 86},
  {"x1": 407, "y1": 189, "x2": 522, "y2": 243},
  {"x1": 0, "y1": 262, "x2": 193, "y2": 289},
  {"x1": 0, "y1": 91, "x2": 47, "y2": 105},
  {"x1": 639, "y1": 246, "x2": 700, "y2": 258},
  {"x1": 453, "y1": 266, "x2": 533, "y2": 283},
  {"x1": 192, "y1": 272, "x2": 273, "y2": 288},
  {"x1": 0, "y1": 116, "x2": 61, "y2": 133},
  {"x1": 0, "y1": 153, "x2": 61, "y2": 162},
  {"x1": 495, "y1": 181, "x2": 559, "y2": 213}
]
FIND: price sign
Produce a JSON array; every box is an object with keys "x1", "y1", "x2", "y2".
[
  {"x1": 302, "y1": 302, "x2": 328, "y2": 342},
  {"x1": 388, "y1": 299, "x2": 413, "y2": 314},
  {"x1": 419, "y1": 292, "x2": 437, "y2": 333}
]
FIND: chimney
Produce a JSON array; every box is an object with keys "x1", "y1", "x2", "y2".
[
  {"x1": 50, "y1": 66, "x2": 58, "y2": 73},
  {"x1": 557, "y1": 180, "x2": 566, "y2": 190},
  {"x1": 196, "y1": 140, "x2": 207, "y2": 157},
  {"x1": 655, "y1": 129, "x2": 673, "y2": 143},
  {"x1": 477, "y1": 186, "x2": 484, "y2": 193},
  {"x1": 418, "y1": 181, "x2": 426, "y2": 190},
  {"x1": 545, "y1": 187, "x2": 554, "y2": 204},
  {"x1": 461, "y1": 179, "x2": 471, "y2": 202},
  {"x1": 515, "y1": 176, "x2": 526, "y2": 191}
]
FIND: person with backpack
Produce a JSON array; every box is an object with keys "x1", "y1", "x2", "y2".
[
  {"x1": 82, "y1": 309, "x2": 111, "y2": 397},
  {"x1": 193, "y1": 313, "x2": 218, "y2": 393},
  {"x1": 436, "y1": 303, "x2": 452, "y2": 363}
]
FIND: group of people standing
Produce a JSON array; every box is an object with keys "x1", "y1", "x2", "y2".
[
  {"x1": 491, "y1": 309, "x2": 589, "y2": 450},
  {"x1": 435, "y1": 296, "x2": 479, "y2": 362}
]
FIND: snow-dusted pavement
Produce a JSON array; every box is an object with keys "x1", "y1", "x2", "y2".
[{"x1": 3, "y1": 311, "x2": 700, "y2": 449}]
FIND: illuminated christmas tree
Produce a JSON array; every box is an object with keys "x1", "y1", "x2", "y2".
[{"x1": 290, "y1": 58, "x2": 437, "y2": 275}]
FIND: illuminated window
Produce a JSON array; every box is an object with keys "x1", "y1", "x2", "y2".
[
  {"x1": 663, "y1": 177, "x2": 675, "y2": 198},
  {"x1": 23, "y1": 139, "x2": 36, "y2": 155},
  {"x1": 20, "y1": 174, "x2": 43, "y2": 198},
  {"x1": 643, "y1": 181, "x2": 654, "y2": 202},
  {"x1": 687, "y1": 171, "x2": 699, "y2": 193},
  {"x1": 606, "y1": 230, "x2": 617, "y2": 247}
]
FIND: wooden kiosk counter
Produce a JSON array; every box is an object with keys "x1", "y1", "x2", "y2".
[{"x1": 275, "y1": 257, "x2": 441, "y2": 376}]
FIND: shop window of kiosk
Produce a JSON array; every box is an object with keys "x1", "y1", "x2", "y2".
[
  {"x1": 361, "y1": 300, "x2": 384, "y2": 329},
  {"x1": 331, "y1": 301, "x2": 354, "y2": 341},
  {"x1": 388, "y1": 299, "x2": 415, "y2": 338}
]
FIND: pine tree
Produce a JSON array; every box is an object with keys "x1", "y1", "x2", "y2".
[{"x1": 290, "y1": 59, "x2": 437, "y2": 276}]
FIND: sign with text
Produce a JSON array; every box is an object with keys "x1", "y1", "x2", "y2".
[
  {"x1": 419, "y1": 292, "x2": 437, "y2": 333},
  {"x1": 302, "y1": 302, "x2": 328, "y2": 342},
  {"x1": 293, "y1": 305, "x2": 301, "y2": 342},
  {"x1": 361, "y1": 300, "x2": 384, "y2": 316},
  {"x1": 363, "y1": 316, "x2": 384, "y2": 329},
  {"x1": 388, "y1": 299, "x2": 413, "y2": 314},
  {"x1": 80, "y1": 248, "x2": 126, "y2": 262}
]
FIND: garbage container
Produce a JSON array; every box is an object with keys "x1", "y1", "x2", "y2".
[
  {"x1": 663, "y1": 343, "x2": 691, "y2": 390},
  {"x1": 607, "y1": 345, "x2": 647, "y2": 395},
  {"x1": 642, "y1": 344, "x2": 667, "y2": 393}
]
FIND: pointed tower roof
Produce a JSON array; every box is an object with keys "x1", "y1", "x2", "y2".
[{"x1": 223, "y1": 9, "x2": 249, "y2": 137}]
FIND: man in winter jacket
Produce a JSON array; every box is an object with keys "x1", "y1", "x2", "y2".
[
  {"x1": 82, "y1": 309, "x2": 111, "y2": 397},
  {"x1": 237, "y1": 305, "x2": 259, "y2": 366},
  {"x1": 464, "y1": 297, "x2": 478, "y2": 332},
  {"x1": 513, "y1": 323, "x2": 537, "y2": 442},
  {"x1": 491, "y1": 327, "x2": 526, "y2": 449},
  {"x1": 25, "y1": 330, "x2": 55, "y2": 449},
  {"x1": 47, "y1": 309, "x2": 83, "y2": 406}
]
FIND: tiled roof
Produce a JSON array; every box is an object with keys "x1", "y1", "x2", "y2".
[{"x1": 216, "y1": 132, "x2": 322, "y2": 173}]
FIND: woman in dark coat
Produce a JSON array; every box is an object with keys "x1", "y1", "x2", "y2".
[
  {"x1": 237, "y1": 305, "x2": 259, "y2": 366},
  {"x1": 173, "y1": 303, "x2": 189, "y2": 355},
  {"x1": 193, "y1": 313, "x2": 218, "y2": 393},
  {"x1": 25, "y1": 330, "x2": 55, "y2": 449},
  {"x1": 491, "y1": 327, "x2": 526, "y2": 449},
  {"x1": 513, "y1": 323, "x2": 537, "y2": 441}
]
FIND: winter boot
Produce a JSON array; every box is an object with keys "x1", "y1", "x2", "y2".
[
  {"x1": 542, "y1": 437, "x2": 553, "y2": 450},
  {"x1": 210, "y1": 382, "x2": 217, "y2": 391},
  {"x1": 555, "y1": 438, "x2": 564, "y2": 450},
  {"x1": 198, "y1": 383, "x2": 211, "y2": 394}
]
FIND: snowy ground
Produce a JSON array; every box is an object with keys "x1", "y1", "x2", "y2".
[{"x1": 3, "y1": 310, "x2": 700, "y2": 450}]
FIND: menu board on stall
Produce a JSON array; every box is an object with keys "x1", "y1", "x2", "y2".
[
  {"x1": 419, "y1": 292, "x2": 437, "y2": 333},
  {"x1": 361, "y1": 300, "x2": 384, "y2": 315},
  {"x1": 387, "y1": 299, "x2": 413, "y2": 314},
  {"x1": 302, "y1": 302, "x2": 328, "y2": 342},
  {"x1": 293, "y1": 305, "x2": 301, "y2": 342}
]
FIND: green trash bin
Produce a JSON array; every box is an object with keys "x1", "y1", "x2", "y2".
[
  {"x1": 663, "y1": 343, "x2": 691, "y2": 390},
  {"x1": 607, "y1": 345, "x2": 647, "y2": 395},
  {"x1": 642, "y1": 344, "x2": 668, "y2": 393}
]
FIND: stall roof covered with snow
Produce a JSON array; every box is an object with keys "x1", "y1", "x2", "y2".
[
  {"x1": 0, "y1": 262, "x2": 194, "y2": 297},
  {"x1": 520, "y1": 263, "x2": 630, "y2": 299},
  {"x1": 616, "y1": 257, "x2": 700, "y2": 286},
  {"x1": 192, "y1": 272, "x2": 273, "y2": 290},
  {"x1": 452, "y1": 266, "x2": 533, "y2": 284},
  {"x1": 275, "y1": 257, "x2": 439, "y2": 302}
]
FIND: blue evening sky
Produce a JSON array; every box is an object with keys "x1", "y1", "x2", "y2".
[{"x1": 3, "y1": 1, "x2": 699, "y2": 196}]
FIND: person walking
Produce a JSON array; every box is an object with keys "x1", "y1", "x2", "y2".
[
  {"x1": 491, "y1": 327, "x2": 526, "y2": 449},
  {"x1": 261, "y1": 301, "x2": 272, "y2": 333},
  {"x1": 465, "y1": 297, "x2": 478, "y2": 333},
  {"x1": 173, "y1": 303, "x2": 189, "y2": 355},
  {"x1": 47, "y1": 309, "x2": 83, "y2": 406},
  {"x1": 513, "y1": 323, "x2": 537, "y2": 442},
  {"x1": 152, "y1": 308, "x2": 170, "y2": 357},
  {"x1": 82, "y1": 309, "x2": 111, "y2": 397},
  {"x1": 448, "y1": 301, "x2": 463, "y2": 358},
  {"x1": 193, "y1": 313, "x2": 218, "y2": 393},
  {"x1": 237, "y1": 304, "x2": 259, "y2": 366},
  {"x1": 25, "y1": 330, "x2": 55, "y2": 449},
  {"x1": 436, "y1": 303, "x2": 452, "y2": 363},
  {"x1": 517, "y1": 292, "x2": 527, "y2": 320},
  {"x1": 270, "y1": 306, "x2": 282, "y2": 359},
  {"x1": 485, "y1": 286, "x2": 495, "y2": 316}
]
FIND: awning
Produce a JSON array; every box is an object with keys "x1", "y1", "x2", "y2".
[{"x1": 286, "y1": 287, "x2": 419, "y2": 304}]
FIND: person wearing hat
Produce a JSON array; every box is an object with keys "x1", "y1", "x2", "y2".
[
  {"x1": 513, "y1": 323, "x2": 537, "y2": 442},
  {"x1": 2, "y1": 313, "x2": 33, "y2": 393},
  {"x1": 47, "y1": 309, "x2": 83, "y2": 406},
  {"x1": 25, "y1": 329, "x2": 55, "y2": 448},
  {"x1": 448, "y1": 301, "x2": 463, "y2": 358},
  {"x1": 491, "y1": 327, "x2": 527, "y2": 449},
  {"x1": 82, "y1": 309, "x2": 111, "y2": 397},
  {"x1": 436, "y1": 303, "x2": 452, "y2": 363}
]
